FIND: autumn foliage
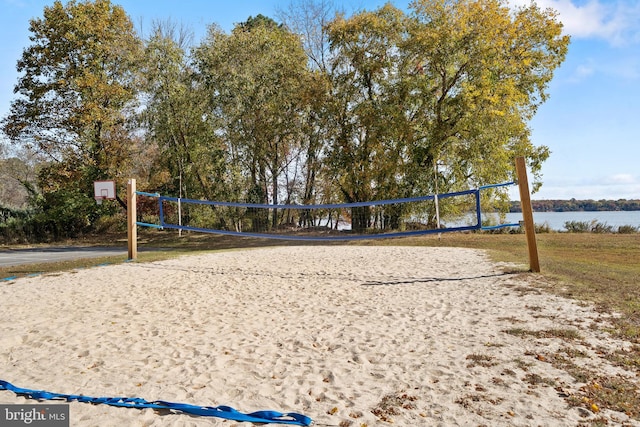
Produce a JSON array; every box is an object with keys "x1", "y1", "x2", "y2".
[{"x1": 0, "y1": 0, "x2": 569, "y2": 241}]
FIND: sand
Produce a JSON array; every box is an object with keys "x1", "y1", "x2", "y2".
[{"x1": 1, "y1": 245, "x2": 638, "y2": 426}]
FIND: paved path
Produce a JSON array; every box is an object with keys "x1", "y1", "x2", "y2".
[{"x1": 0, "y1": 246, "x2": 131, "y2": 268}]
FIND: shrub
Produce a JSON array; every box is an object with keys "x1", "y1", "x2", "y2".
[
  {"x1": 617, "y1": 224, "x2": 639, "y2": 234},
  {"x1": 0, "y1": 189, "x2": 105, "y2": 244},
  {"x1": 564, "y1": 220, "x2": 591, "y2": 233},
  {"x1": 93, "y1": 213, "x2": 127, "y2": 234},
  {"x1": 591, "y1": 221, "x2": 613, "y2": 233},
  {"x1": 535, "y1": 222, "x2": 552, "y2": 233},
  {"x1": 564, "y1": 220, "x2": 632, "y2": 234}
]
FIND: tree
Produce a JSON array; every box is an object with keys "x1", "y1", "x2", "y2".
[
  {"x1": 141, "y1": 21, "x2": 226, "y2": 201},
  {"x1": 1, "y1": 0, "x2": 142, "y2": 196},
  {"x1": 0, "y1": 157, "x2": 34, "y2": 210},
  {"x1": 277, "y1": 0, "x2": 340, "y2": 226},
  {"x1": 194, "y1": 16, "x2": 312, "y2": 229},
  {"x1": 326, "y1": 4, "x2": 410, "y2": 231},
  {"x1": 0, "y1": 0, "x2": 569, "y2": 240},
  {"x1": 277, "y1": 0, "x2": 337, "y2": 72},
  {"x1": 404, "y1": 0, "x2": 567, "y2": 193},
  {"x1": 324, "y1": 0, "x2": 568, "y2": 230}
]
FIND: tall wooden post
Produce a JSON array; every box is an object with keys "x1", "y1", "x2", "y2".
[
  {"x1": 515, "y1": 157, "x2": 540, "y2": 272},
  {"x1": 127, "y1": 179, "x2": 137, "y2": 260}
]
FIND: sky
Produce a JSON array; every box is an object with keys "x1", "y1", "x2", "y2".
[{"x1": 0, "y1": 0, "x2": 639, "y2": 201}]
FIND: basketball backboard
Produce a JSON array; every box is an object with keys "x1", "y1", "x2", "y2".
[{"x1": 94, "y1": 180, "x2": 116, "y2": 204}]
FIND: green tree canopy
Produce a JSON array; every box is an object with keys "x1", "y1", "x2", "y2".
[{"x1": 194, "y1": 17, "x2": 313, "y2": 209}]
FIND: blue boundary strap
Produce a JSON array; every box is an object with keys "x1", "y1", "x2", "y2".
[{"x1": 0, "y1": 380, "x2": 312, "y2": 426}]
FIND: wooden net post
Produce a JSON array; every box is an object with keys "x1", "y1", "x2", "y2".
[
  {"x1": 515, "y1": 157, "x2": 540, "y2": 272},
  {"x1": 127, "y1": 179, "x2": 137, "y2": 260}
]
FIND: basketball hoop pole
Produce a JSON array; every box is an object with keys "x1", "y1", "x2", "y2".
[
  {"x1": 515, "y1": 157, "x2": 540, "y2": 273},
  {"x1": 127, "y1": 179, "x2": 137, "y2": 260}
]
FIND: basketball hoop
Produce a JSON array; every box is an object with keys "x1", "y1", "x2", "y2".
[{"x1": 94, "y1": 180, "x2": 116, "y2": 205}]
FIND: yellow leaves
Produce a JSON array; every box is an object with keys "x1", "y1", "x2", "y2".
[
  {"x1": 581, "y1": 396, "x2": 601, "y2": 413},
  {"x1": 580, "y1": 394, "x2": 601, "y2": 413}
]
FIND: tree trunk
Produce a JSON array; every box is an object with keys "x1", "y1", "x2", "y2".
[{"x1": 351, "y1": 205, "x2": 370, "y2": 232}]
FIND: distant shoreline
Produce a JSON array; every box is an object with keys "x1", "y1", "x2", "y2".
[{"x1": 510, "y1": 199, "x2": 640, "y2": 213}]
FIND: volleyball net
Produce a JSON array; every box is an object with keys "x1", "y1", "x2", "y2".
[{"x1": 134, "y1": 182, "x2": 519, "y2": 241}]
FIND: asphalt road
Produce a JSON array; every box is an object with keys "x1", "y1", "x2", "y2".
[{"x1": 0, "y1": 246, "x2": 131, "y2": 268}]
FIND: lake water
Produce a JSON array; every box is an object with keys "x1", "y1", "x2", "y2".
[
  {"x1": 501, "y1": 211, "x2": 640, "y2": 231},
  {"x1": 332, "y1": 211, "x2": 640, "y2": 232}
]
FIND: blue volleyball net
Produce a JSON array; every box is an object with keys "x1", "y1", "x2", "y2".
[{"x1": 135, "y1": 182, "x2": 519, "y2": 241}]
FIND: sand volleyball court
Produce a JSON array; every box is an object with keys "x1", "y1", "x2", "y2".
[{"x1": 1, "y1": 246, "x2": 638, "y2": 426}]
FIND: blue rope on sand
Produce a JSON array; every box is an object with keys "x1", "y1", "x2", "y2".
[{"x1": 0, "y1": 380, "x2": 312, "y2": 425}]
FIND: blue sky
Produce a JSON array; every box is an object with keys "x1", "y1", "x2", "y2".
[{"x1": 1, "y1": 0, "x2": 639, "y2": 201}]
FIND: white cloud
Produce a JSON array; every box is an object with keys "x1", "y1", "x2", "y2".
[
  {"x1": 567, "y1": 62, "x2": 595, "y2": 82},
  {"x1": 565, "y1": 49, "x2": 639, "y2": 83},
  {"x1": 508, "y1": 0, "x2": 640, "y2": 46},
  {"x1": 525, "y1": 184, "x2": 639, "y2": 200},
  {"x1": 506, "y1": 172, "x2": 638, "y2": 199},
  {"x1": 605, "y1": 173, "x2": 637, "y2": 185},
  {"x1": 525, "y1": 174, "x2": 640, "y2": 200}
]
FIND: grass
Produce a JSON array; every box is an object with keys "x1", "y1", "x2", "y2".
[
  {"x1": 466, "y1": 354, "x2": 497, "y2": 368},
  {"x1": 540, "y1": 350, "x2": 640, "y2": 420},
  {"x1": 503, "y1": 327, "x2": 584, "y2": 340}
]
